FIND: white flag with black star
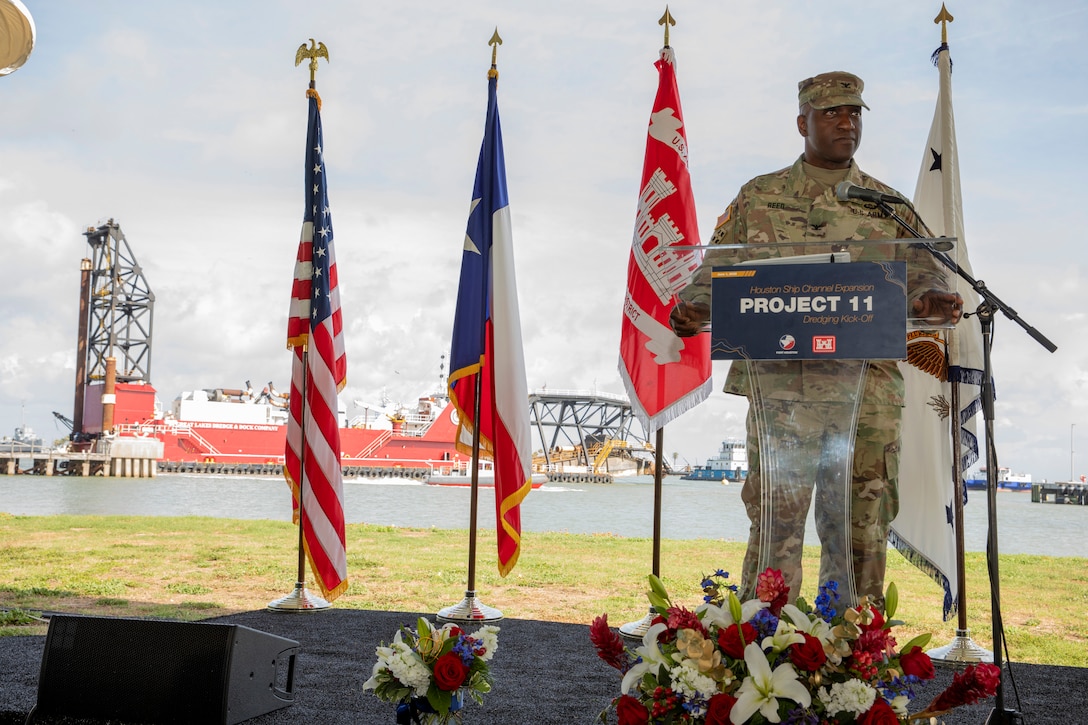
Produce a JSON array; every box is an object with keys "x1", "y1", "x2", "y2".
[{"x1": 892, "y1": 40, "x2": 984, "y2": 621}]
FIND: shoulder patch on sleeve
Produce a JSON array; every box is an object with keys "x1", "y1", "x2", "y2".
[{"x1": 715, "y1": 204, "x2": 733, "y2": 229}]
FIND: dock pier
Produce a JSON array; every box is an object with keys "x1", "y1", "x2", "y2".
[
  {"x1": 1, "y1": 450, "x2": 112, "y2": 477},
  {"x1": 1031, "y1": 481, "x2": 1088, "y2": 505},
  {"x1": 0, "y1": 437, "x2": 162, "y2": 478}
]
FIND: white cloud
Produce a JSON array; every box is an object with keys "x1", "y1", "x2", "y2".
[{"x1": 1, "y1": 0, "x2": 1086, "y2": 481}]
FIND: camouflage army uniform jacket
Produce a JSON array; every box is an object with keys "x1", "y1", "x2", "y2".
[{"x1": 679, "y1": 156, "x2": 948, "y2": 405}]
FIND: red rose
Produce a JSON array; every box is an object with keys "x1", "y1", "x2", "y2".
[
  {"x1": 717, "y1": 622, "x2": 757, "y2": 660},
  {"x1": 857, "y1": 697, "x2": 899, "y2": 725},
  {"x1": 899, "y1": 646, "x2": 936, "y2": 680},
  {"x1": 705, "y1": 693, "x2": 737, "y2": 725},
  {"x1": 615, "y1": 694, "x2": 650, "y2": 725},
  {"x1": 432, "y1": 652, "x2": 468, "y2": 691},
  {"x1": 789, "y1": 633, "x2": 827, "y2": 671}
]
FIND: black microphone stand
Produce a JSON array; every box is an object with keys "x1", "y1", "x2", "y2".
[{"x1": 875, "y1": 200, "x2": 1055, "y2": 725}]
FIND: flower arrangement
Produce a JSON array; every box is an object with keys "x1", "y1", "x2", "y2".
[
  {"x1": 364, "y1": 616, "x2": 499, "y2": 724},
  {"x1": 591, "y1": 568, "x2": 1001, "y2": 724}
]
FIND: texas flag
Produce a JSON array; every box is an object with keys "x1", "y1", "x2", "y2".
[{"x1": 447, "y1": 69, "x2": 533, "y2": 577}]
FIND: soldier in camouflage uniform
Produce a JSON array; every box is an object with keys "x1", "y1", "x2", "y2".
[{"x1": 670, "y1": 71, "x2": 963, "y2": 607}]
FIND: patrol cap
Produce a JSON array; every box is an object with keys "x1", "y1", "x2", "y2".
[{"x1": 798, "y1": 71, "x2": 869, "y2": 111}]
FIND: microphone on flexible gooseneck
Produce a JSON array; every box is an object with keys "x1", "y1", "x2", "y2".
[
  {"x1": 834, "y1": 181, "x2": 906, "y2": 205},
  {"x1": 835, "y1": 181, "x2": 956, "y2": 252}
]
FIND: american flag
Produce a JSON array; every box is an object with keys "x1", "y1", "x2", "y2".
[
  {"x1": 284, "y1": 90, "x2": 348, "y2": 602},
  {"x1": 448, "y1": 70, "x2": 533, "y2": 577}
]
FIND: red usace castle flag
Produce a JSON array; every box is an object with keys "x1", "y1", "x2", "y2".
[{"x1": 619, "y1": 48, "x2": 711, "y2": 433}]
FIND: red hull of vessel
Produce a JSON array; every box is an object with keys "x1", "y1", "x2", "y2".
[{"x1": 115, "y1": 383, "x2": 467, "y2": 471}]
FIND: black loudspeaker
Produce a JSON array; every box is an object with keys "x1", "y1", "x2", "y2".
[{"x1": 34, "y1": 614, "x2": 298, "y2": 724}]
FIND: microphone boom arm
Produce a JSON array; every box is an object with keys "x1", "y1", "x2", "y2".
[{"x1": 876, "y1": 199, "x2": 1057, "y2": 353}]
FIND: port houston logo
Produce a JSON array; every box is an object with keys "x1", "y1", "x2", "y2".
[{"x1": 778, "y1": 334, "x2": 796, "y2": 351}]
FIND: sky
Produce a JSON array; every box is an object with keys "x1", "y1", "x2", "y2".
[{"x1": 1, "y1": 1, "x2": 1085, "y2": 483}]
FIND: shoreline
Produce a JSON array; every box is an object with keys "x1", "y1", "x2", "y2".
[
  {"x1": 1, "y1": 513, "x2": 1085, "y2": 668},
  {"x1": 3, "y1": 474, "x2": 1085, "y2": 558}
]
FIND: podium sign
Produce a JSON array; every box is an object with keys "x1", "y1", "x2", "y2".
[{"x1": 709, "y1": 261, "x2": 907, "y2": 361}]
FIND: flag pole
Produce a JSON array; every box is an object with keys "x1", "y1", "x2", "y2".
[
  {"x1": 437, "y1": 358, "x2": 501, "y2": 622},
  {"x1": 269, "y1": 347, "x2": 331, "y2": 611},
  {"x1": 927, "y1": 369, "x2": 991, "y2": 660},
  {"x1": 652, "y1": 428, "x2": 663, "y2": 575},
  {"x1": 269, "y1": 42, "x2": 334, "y2": 612},
  {"x1": 915, "y1": 5, "x2": 990, "y2": 661},
  {"x1": 619, "y1": 411, "x2": 667, "y2": 642},
  {"x1": 437, "y1": 29, "x2": 507, "y2": 624},
  {"x1": 619, "y1": 7, "x2": 679, "y2": 642}
]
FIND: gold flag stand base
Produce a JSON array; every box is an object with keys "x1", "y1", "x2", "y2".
[
  {"x1": 927, "y1": 628, "x2": 993, "y2": 663},
  {"x1": 267, "y1": 582, "x2": 332, "y2": 612},
  {"x1": 436, "y1": 590, "x2": 503, "y2": 623},
  {"x1": 618, "y1": 606, "x2": 657, "y2": 644}
]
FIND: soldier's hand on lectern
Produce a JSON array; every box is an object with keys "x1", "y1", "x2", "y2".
[
  {"x1": 912, "y1": 289, "x2": 964, "y2": 325},
  {"x1": 669, "y1": 299, "x2": 711, "y2": 337}
]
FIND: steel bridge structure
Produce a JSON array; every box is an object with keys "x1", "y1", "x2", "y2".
[{"x1": 528, "y1": 389, "x2": 653, "y2": 473}]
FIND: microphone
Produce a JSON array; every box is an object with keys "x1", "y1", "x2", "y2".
[{"x1": 835, "y1": 181, "x2": 906, "y2": 205}]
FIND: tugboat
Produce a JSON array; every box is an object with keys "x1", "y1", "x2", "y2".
[{"x1": 681, "y1": 440, "x2": 747, "y2": 482}]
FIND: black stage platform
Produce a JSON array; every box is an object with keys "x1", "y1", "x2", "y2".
[{"x1": 0, "y1": 609, "x2": 1080, "y2": 724}]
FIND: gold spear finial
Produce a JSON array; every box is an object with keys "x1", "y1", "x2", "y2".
[
  {"x1": 488, "y1": 28, "x2": 502, "y2": 79},
  {"x1": 659, "y1": 6, "x2": 676, "y2": 48},
  {"x1": 295, "y1": 38, "x2": 329, "y2": 86},
  {"x1": 934, "y1": 3, "x2": 954, "y2": 45}
]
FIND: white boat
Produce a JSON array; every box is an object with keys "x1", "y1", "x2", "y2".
[
  {"x1": 425, "y1": 462, "x2": 547, "y2": 489},
  {"x1": 964, "y1": 466, "x2": 1032, "y2": 491}
]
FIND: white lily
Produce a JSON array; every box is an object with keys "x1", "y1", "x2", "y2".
[
  {"x1": 779, "y1": 604, "x2": 818, "y2": 633},
  {"x1": 730, "y1": 642, "x2": 812, "y2": 724},
  {"x1": 620, "y1": 622, "x2": 672, "y2": 694},
  {"x1": 696, "y1": 598, "x2": 768, "y2": 628},
  {"x1": 781, "y1": 603, "x2": 832, "y2": 634},
  {"x1": 760, "y1": 617, "x2": 806, "y2": 654}
]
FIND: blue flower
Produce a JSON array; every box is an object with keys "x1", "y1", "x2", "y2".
[
  {"x1": 783, "y1": 706, "x2": 820, "y2": 725},
  {"x1": 751, "y1": 608, "x2": 779, "y2": 639},
  {"x1": 452, "y1": 637, "x2": 476, "y2": 667},
  {"x1": 880, "y1": 674, "x2": 920, "y2": 701},
  {"x1": 815, "y1": 581, "x2": 841, "y2": 620}
]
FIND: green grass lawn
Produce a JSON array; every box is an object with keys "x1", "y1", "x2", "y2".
[{"x1": 1, "y1": 513, "x2": 1084, "y2": 667}]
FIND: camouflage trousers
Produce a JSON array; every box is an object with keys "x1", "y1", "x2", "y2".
[{"x1": 738, "y1": 397, "x2": 901, "y2": 607}]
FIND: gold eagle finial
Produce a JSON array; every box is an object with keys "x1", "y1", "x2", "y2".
[
  {"x1": 659, "y1": 6, "x2": 676, "y2": 48},
  {"x1": 295, "y1": 38, "x2": 329, "y2": 85}
]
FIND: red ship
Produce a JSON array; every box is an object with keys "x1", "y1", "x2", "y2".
[
  {"x1": 63, "y1": 221, "x2": 623, "y2": 484},
  {"x1": 96, "y1": 380, "x2": 470, "y2": 478}
]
